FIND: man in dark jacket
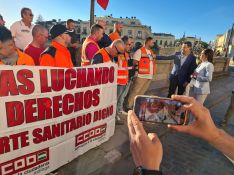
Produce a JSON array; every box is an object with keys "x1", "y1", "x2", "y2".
[{"x1": 157, "y1": 41, "x2": 197, "y2": 97}]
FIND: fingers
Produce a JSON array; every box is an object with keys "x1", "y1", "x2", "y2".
[
  {"x1": 148, "y1": 133, "x2": 160, "y2": 144},
  {"x1": 171, "y1": 95, "x2": 194, "y2": 104},
  {"x1": 128, "y1": 110, "x2": 146, "y2": 137},
  {"x1": 168, "y1": 124, "x2": 191, "y2": 134},
  {"x1": 128, "y1": 110, "x2": 136, "y2": 136}
]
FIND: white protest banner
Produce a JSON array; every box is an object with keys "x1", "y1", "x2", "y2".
[{"x1": 0, "y1": 62, "x2": 117, "y2": 175}]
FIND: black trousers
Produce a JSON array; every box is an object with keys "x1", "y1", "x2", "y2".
[{"x1": 168, "y1": 75, "x2": 186, "y2": 98}]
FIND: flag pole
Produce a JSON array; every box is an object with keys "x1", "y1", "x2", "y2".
[{"x1": 90, "y1": 0, "x2": 95, "y2": 27}]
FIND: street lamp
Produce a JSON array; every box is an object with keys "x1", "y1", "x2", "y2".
[{"x1": 90, "y1": 0, "x2": 95, "y2": 27}]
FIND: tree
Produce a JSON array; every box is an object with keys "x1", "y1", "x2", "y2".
[{"x1": 36, "y1": 14, "x2": 44, "y2": 24}]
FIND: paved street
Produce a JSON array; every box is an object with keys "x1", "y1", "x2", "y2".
[{"x1": 101, "y1": 73, "x2": 234, "y2": 175}]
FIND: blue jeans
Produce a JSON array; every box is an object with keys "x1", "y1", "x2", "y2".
[
  {"x1": 117, "y1": 85, "x2": 128, "y2": 112},
  {"x1": 117, "y1": 79, "x2": 133, "y2": 112}
]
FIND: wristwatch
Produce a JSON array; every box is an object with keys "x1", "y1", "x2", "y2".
[{"x1": 133, "y1": 166, "x2": 162, "y2": 175}]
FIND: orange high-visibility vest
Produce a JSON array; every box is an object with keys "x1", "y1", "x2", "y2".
[
  {"x1": 81, "y1": 36, "x2": 100, "y2": 66},
  {"x1": 138, "y1": 47, "x2": 156, "y2": 75},
  {"x1": 109, "y1": 31, "x2": 121, "y2": 42},
  {"x1": 117, "y1": 52, "x2": 129, "y2": 85},
  {"x1": 97, "y1": 48, "x2": 112, "y2": 63},
  {"x1": 0, "y1": 49, "x2": 35, "y2": 66}
]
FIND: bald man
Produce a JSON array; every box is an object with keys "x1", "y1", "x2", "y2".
[
  {"x1": 109, "y1": 22, "x2": 123, "y2": 41},
  {"x1": 24, "y1": 24, "x2": 48, "y2": 65},
  {"x1": 92, "y1": 39, "x2": 125, "y2": 64}
]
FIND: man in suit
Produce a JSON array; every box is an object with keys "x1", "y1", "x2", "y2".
[{"x1": 158, "y1": 41, "x2": 197, "y2": 97}]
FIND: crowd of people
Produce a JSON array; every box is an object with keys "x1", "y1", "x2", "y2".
[{"x1": 0, "y1": 7, "x2": 233, "y2": 174}]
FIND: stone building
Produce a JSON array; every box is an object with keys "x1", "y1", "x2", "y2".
[{"x1": 152, "y1": 33, "x2": 175, "y2": 48}]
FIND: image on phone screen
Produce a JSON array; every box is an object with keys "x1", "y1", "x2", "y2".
[{"x1": 134, "y1": 96, "x2": 187, "y2": 125}]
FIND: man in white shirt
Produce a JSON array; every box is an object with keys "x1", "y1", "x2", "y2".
[
  {"x1": 126, "y1": 37, "x2": 156, "y2": 110},
  {"x1": 10, "y1": 7, "x2": 34, "y2": 50}
]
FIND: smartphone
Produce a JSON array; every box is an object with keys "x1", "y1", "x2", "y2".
[{"x1": 133, "y1": 95, "x2": 189, "y2": 125}]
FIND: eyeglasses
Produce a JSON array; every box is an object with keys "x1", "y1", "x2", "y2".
[
  {"x1": 28, "y1": 13, "x2": 34, "y2": 17},
  {"x1": 114, "y1": 45, "x2": 124, "y2": 55}
]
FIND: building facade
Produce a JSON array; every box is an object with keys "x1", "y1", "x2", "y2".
[
  {"x1": 37, "y1": 16, "x2": 152, "y2": 44},
  {"x1": 153, "y1": 33, "x2": 175, "y2": 48},
  {"x1": 214, "y1": 29, "x2": 234, "y2": 56}
]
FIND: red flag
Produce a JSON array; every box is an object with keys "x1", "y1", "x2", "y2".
[{"x1": 97, "y1": 0, "x2": 109, "y2": 10}]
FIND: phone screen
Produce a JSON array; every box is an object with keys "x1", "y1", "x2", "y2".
[{"x1": 133, "y1": 96, "x2": 188, "y2": 125}]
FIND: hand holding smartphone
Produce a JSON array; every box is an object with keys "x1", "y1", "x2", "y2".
[{"x1": 133, "y1": 95, "x2": 189, "y2": 125}]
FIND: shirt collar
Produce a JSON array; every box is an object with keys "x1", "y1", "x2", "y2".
[
  {"x1": 52, "y1": 41, "x2": 69, "y2": 54},
  {"x1": 20, "y1": 20, "x2": 33, "y2": 28}
]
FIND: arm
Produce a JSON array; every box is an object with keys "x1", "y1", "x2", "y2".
[
  {"x1": 169, "y1": 95, "x2": 234, "y2": 161},
  {"x1": 128, "y1": 110, "x2": 163, "y2": 171},
  {"x1": 196, "y1": 63, "x2": 214, "y2": 82},
  {"x1": 186, "y1": 56, "x2": 197, "y2": 83},
  {"x1": 10, "y1": 23, "x2": 17, "y2": 39},
  {"x1": 92, "y1": 53, "x2": 103, "y2": 64},
  {"x1": 85, "y1": 43, "x2": 99, "y2": 61},
  {"x1": 156, "y1": 55, "x2": 178, "y2": 60}
]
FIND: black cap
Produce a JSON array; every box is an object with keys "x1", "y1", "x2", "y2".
[{"x1": 49, "y1": 24, "x2": 71, "y2": 39}]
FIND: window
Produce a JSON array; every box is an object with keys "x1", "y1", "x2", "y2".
[
  {"x1": 137, "y1": 31, "x2": 142, "y2": 39},
  {"x1": 155, "y1": 40, "x2": 158, "y2": 45},
  {"x1": 131, "y1": 22, "x2": 136, "y2": 25},
  {"x1": 83, "y1": 27, "x2": 87, "y2": 34},
  {"x1": 77, "y1": 27, "x2": 81, "y2": 33},
  {"x1": 164, "y1": 41, "x2": 168, "y2": 47},
  {"x1": 128, "y1": 30, "x2": 132, "y2": 36},
  {"x1": 160, "y1": 40, "x2": 163, "y2": 45},
  {"x1": 169, "y1": 41, "x2": 172, "y2": 46}
]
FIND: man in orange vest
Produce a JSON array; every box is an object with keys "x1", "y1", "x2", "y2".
[
  {"x1": 81, "y1": 24, "x2": 104, "y2": 66},
  {"x1": 92, "y1": 39, "x2": 125, "y2": 64},
  {"x1": 126, "y1": 37, "x2": 156, "y2": 110},
  {"x1": 0, "y1": 26, "x2": 35, "y2": 66},
  {"x1": 116, "y1": 36, "x2": 133, "y2": 116},
  {"x1": 109, "y1": 22, "x2": 123, "y2": 42},
  {"x1": 92, "y1": 39, "x2": 126, "y2": 124},
  {"x1": 40, "y1": 24, "x2": 73, "y2": 68}
]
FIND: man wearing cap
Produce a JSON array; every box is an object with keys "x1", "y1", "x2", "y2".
[
  {"x1": 0, "y1": 14, "x2": 5, "y2": 26},
  {"x1": 40, "y1": 24, "x2": 73, "y2": 68}
]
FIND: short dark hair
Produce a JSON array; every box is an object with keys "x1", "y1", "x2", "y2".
[
  {"x1": 90, "y1": 24, "x2": 103, "y2": 35},
  {"x1": 0, "y1": 14, "x2": 3, "y2": 20},
  {"x1": 183, "y1": 41, "x2": 192, "y2": 48},
  {"x1": 21, "y1": 7, "x2": 31, "y2": 18},
  {"x1": 203, "y1": 48, "x2": 214, "y2": 63},
  {"x1": 145, "y1": 37, "x2": 153, "y2": 44},
  {"x1": 66, "y1": 19, "x2": 75, "y2": 25},
  {"x1": 0, "y1": 26, "x2": 13, "y2": 42},
  {"x1": 121, "y1": 36, "x2": 129, "y2": 44}
]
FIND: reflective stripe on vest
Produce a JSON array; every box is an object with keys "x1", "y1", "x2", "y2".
[
  {"x1": 81, "y1": 37, "x2": 100, "y2": 66},
  {"x1": 138, "y1": 47, "x2": 156, "y2": 75},
  {"x1": 117, "y1": 53, "x2": 128, "y2": 85}
]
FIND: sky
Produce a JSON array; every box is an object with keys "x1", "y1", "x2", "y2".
[{"x1": 0, "y1": 0, "x2": 234, "y2": 42}]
